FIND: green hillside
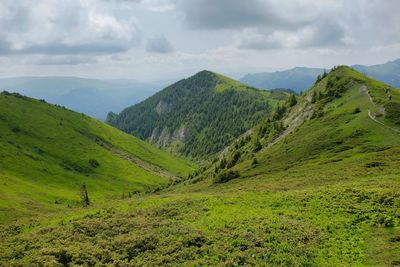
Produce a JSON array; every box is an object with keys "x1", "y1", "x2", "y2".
[
  {"x1": 208, "y1": 66, "x2": 400, "y2": 178},
  {"x1": 1, "y1": 68, "x2": 400, "y2": 266},
  {"x1": 0, "y1": 92, "x2": 194, "y2": 222},
  {"x1": 108, "y1": 70, "x2": 287, "y2": 159}
]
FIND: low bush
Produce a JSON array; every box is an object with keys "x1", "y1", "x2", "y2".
[{"x1": 214, "y1": 170, "x2": 240, "y2": 183}]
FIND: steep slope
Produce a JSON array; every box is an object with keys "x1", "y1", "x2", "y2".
[
  {"x1": 1, "y1": 68, "x2": 400, "y2": 266},
  {"x1": 240, "y1": 58, "x2": 400, "y2": 93},
  {"x1": 213, "y1": 66, "x2": 400, "y2": 179},
  {"x1": 0, "y1": 77, "x2": 161, "y2": 120},
  {"x1": 108, "y1": 70, "x2": 286, "y2": 159},
  {"x1": 0, "y1": 92, "x2": 193, "y2": 222}
]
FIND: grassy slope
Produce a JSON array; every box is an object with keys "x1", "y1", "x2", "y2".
[
  {"x1": 0, "y1": 92, "x2": 194, "y2": 223},
  {"x1": 1, "y1": 67, "x2": 400, "y2": 266}
]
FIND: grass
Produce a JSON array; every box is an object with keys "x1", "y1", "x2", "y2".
[
  {"x1": 0, "y1": 92, "x2": 194, "y2": 223},
  {"x1": 0, "y1": 67, "x2": 400, "y2": 266},
  {"x1": 1, "y1": 165, "x2": 399, "y2": 266}
]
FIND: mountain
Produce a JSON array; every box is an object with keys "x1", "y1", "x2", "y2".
[
  {"x1": 352, "y1": 58, "x2": 400, "y2": 88},
  {"x1": 108, "y1": 70, "x2": 288, "y2": 158},
  {"x1": 240, "y1": 58, "x2": 400, "y2": 92},
  {"x1": 0, "y1": 92, "x2": 193, "y2": 222},
  {"x1": 200, "y1": 66, "x2": 400, "y2": 179},
  {"x1": 0, "y1": 77, "x2": 162, "y2": 120},
  {"x1": 240, "y1": 67, "x2": 325, "y2": 93},
  {"x1": 2, "y1": 67, "x2": 400, "y2": 266}
]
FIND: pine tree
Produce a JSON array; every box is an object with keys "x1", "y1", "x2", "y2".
[
  {"x1": 287, "y1": 94, "x2": 297, "y2": 107},
  {"x1": 252, "y1": 157, "x2": 258, "y2": 167},
  {"x1": 80, "y1": 183, "x2": 90, "y2": 207}
]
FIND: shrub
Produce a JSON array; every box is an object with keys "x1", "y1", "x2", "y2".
[
  {"x1": 287, "y1": 94, "x2": 297, "y2": 107},
  {"x1": 89, "y1": 159, "x2": 100, "y2": 168},
  {"x1": 227, "y1": 151, "x2": 241, "y2": 168},
  {"x1": 353, "y1": 107, "x2": 361, "y2": 114},
  {"x1": 253, "y1": 139, "x2": 262, "y2": 152},
  {"x1": 214, "y1": 170, "x2": 240, "y2": 183},
  {"x1": 385, "y1": 102, "x2": 400, "y2": 124},
  {"x1": 11, "y1": 127, "x2": 21, "y2": 133}
]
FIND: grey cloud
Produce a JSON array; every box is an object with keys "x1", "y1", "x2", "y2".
[
  {"x1": 34, "y1": 55, "x2": 98, "y2": 66},
  {"x1": 176, "y1": 0, "x2": 362, "y2": 50},
  {"x1": 177, "y1": 0, "x2": 400, "y2": 51},
  {"x1": 239, "y1": 19, "x2": 346, "y2": 50},
  {"x1": 179, "y1": 0, "x2": 302, "y2": 30},
  {"x1": 146, "y1": 35, "x2": 174, "y2": 53},
  {"x1": 301, "y1": 20, "x2": 345, "y2": 48},
  {"x1": 0, "y1": 42, "x2": 135, "y2": 55}
]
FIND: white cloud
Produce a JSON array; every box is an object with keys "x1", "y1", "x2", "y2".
[
  {"x1": 139, "y1": 0, "x2": 176, "y2": 12},
  {"x1": 0, "y1": 0, "x2": 142, "y2": 55},
  {"x1": 0, "y1": 0, "x2": 399, "y2": 80}
]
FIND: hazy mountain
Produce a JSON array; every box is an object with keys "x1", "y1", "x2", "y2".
[
  {"x1": 240, "y1": 67, "x2": 325, "y2": 93},
  {"x1": 240, "y1": 58, "x2": 400, "y2": 92},
  {"x1": 0, "y1": 77, "x2": 162, "y2": 120},
  {"x1": 352, "y1": 58, "x2": 400, "y2": 88}
]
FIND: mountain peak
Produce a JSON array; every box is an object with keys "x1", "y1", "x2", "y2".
[
  {"x1": 109, "y1": 71, "x2": 285, "y2": 158},
  {"x1": 191, "y1": 70, "x2": 218, "y2": 79}
]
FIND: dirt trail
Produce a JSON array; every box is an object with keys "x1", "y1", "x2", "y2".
[
  {"x1": 360, "y1": 85, "x2": 400, "y2": 134},
  {"x1": 95, "y1": 138, "x2": 176, "y2": 179}
]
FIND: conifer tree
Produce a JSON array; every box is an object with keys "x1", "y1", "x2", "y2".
[
  {"x1": 80, "y1": 183, "x2": 90, "y2": 207},
  {"x1": 287, "y1": 94, "x2": 297, "y2": 107}
]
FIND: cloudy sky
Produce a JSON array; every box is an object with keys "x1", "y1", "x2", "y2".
[{"x1": 0, "y1": 0, "x2": 399, "y2": 82}]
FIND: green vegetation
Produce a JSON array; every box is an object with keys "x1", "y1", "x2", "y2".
[
  {"x1": 0, "y1": 92, "x2": 194, "y2": 222},
  {"x1": 80, "y1": 183, "x2": 90, "y2": 207},
  {"x1": 108, "y1": 70, "x2": 286, "y2": 159},
  {"x1": 1, "y1": 67, "x2": 400, "y2": 266}
]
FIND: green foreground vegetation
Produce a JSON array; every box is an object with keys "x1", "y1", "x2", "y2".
[
  {"x1": 0, "y1": 92, "x2": 193, "y2": 223},
  {"x1": 0, "y1": 67, "x2": 400, "y2": 266}
]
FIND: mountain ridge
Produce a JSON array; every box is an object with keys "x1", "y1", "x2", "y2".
[
  {"x1": 240, "y1": 58, "x2": 400, "y2": 92},
  {"x1": 108, "y1": 70, "x2": 289, "y2": 158}
]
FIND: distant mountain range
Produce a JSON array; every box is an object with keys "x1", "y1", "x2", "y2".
[
  {"x1": 240, "y1": 58, "x2": 400, "y2": 93},
  {"x1": 0, "y1": 77, "x2": 162, "y2": 120}
]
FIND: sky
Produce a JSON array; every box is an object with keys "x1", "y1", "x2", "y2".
[{"x1": 0, "y1": 0, "x2": 399, "y2": 82}]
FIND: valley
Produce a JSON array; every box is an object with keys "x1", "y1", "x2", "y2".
[
  {"x1": 1, "y1": 1, "x2": 399, "y2": 266},
  {"x1": 1, "y1": 66, "x2": 399, "y2": 266}
]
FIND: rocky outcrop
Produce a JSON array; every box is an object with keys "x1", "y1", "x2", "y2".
[
  {"x1": 155, "y1": 100, "x2": 172, "y2": 115},
  {"x1": 150, "y1": 125, "x2": 191, "y2": 147}
]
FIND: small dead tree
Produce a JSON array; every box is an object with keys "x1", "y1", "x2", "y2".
[{"x1": 80, "y1": 183, "x2": 90, "y2": 207}]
